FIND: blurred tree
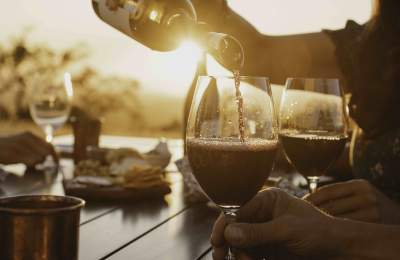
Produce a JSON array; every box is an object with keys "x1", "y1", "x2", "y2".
[{"x1": 0, "y1": 31, "x2": 142, "y2": 126}]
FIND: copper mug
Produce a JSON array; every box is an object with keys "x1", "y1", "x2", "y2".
[{"x1": 0, "y1": 195, "x2": 85, "y2": 260}]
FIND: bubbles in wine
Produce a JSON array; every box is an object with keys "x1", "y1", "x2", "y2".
[
  {"x1": 279, "y1": 132, "x2": 347, "y2": 177},
  {"x1": 233, "y1": 70, "x2": 245, "y2": 143},
  {"x1": 187, "y1": 138, "x2": 278, "y2": 208}
]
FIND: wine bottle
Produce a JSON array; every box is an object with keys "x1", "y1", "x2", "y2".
[{"x1": 91, "y1": 0, "x2": 244, "y2": 70}]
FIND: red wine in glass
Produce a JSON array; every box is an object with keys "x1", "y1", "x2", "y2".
[
  {"x1": 280, "y1": 132, "x2": 347, "y2": 181},
  {"x1": 187, "y1": 138, "x2": 278, "y2": 209}
]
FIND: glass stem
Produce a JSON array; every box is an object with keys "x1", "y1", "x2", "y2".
[
  {"x1": 223, "y1": 209, "x2": 238, "y2": 260},
  {"x1": 44, "y1": 125, "x2": 54, "y2": 143},
  {"x1": 307, "y1": 176, "x2": 319, "y2": 193}
]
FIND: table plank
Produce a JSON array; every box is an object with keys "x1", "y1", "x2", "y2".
[
  {"x1": 200, "y1": 250, "x2": 213, "y2": 260},
  {"x1": 7, "y1": 173, "x2": 119, "y2": 225},
  {"x1": 107, "y1": 203, "x2": 219, "y2": 260},
  {"x1": 78, "y1": 180, "x2": 190, "y2": 260}
]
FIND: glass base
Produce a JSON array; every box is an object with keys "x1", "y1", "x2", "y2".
[
  {"x1": 44, "y1": 125, "x2": 54, "y2": 143},
  {"x1": 307, "y1": 176, "x2": 320, "y2": 193},
  {"x1": 221, "y1": 208, "x2": 239, "y2": 260}
]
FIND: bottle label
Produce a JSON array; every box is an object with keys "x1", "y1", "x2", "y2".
[{"x1": 97, "y1": 0, "x2": 141, "y2": 36}]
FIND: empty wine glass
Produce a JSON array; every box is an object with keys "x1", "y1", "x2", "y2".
[
  {"x1": 186, "y1": 76, "x2": 278, "y2": 260},
  {"x1": 29, "y1": 72, "x2": 73, "y2": 144},
  {"x1": 279, "y1": 78, "x2": 349, "y2": 193}
]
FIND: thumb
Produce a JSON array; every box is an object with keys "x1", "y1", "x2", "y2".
[{"x1": 224, "y1": 219, "x2": 288, "y2": 248}]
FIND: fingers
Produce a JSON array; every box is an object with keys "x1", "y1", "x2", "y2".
[
  {"x1": 305, "y1": 179, "x2": 372, "y2": 206},
  {"x1": 305, "y1": 180, "x2": 378, "y2": 221},
  {"x1": 338, "y1": 207, "x2": 380, "y2": 223},
  {"x1": 26, "y1": 132, "x2": 59, "y2": 163},
  {"x1": 212, "y1": 246, "x2": 227, "y2": 260},
  {"x1": 238, "y1": 188, "x2": 283, "y2": 221},
  {"x1": 212, "y1": 248, "x2": 251, "y2": 260},
  {"x1": 237, "y1": 192, "x2": 265, "y2": 221},
  {"x1": 305, "y1": 183, "x2": 353, "y2": 206},
  {"x1": 19, "y1": 134, "x2": 48, "y2": 158},
  {"x1": 11, "y1": 145, "x2": 42, "y2": 166},
  {"x1": 211, "y1": 189, "x2": 289, "y2": 259},
  {"x1": 211, "y1": 214, "x2": 227, "y2": 247},
  {"x1": 236, "y1": 252, "x2": 252, "y2": 260},
  {"x1": 318, "y1": 194, "x2": 377, "y2": 216},
  {"x1": 46, "y1": 142, "x2": 59, "y2": 164},
  {"x1": 0, "y1": 139, "x2": 22, "y2": 165},
  {"x1": 20, "y1": 132, "x2": 59, "y2": 165},
  {"x1": 2, "y1": 132, "x2": 59, "y2": 166},
  {"x1": 224, "y1": 218, "x2": 288, "y2": 248},
  {"x1": 13, "y1": 146, "x2": 44, "y2": 167}
]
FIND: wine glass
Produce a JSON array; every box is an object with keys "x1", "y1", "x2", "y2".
[
  {"x1": 279, "y1": 78, "x2": 348, "y2": 193},
  {"x1": 186, "y1": 76, "x2": 278, "y2": 260},
  {"x1": 29, "y1": 72, "x2": 73, "y2": 144}
]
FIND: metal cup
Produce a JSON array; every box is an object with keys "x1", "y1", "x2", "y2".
[{"x1": 0, "y1": 195, "x2": 85, "y2": 260}]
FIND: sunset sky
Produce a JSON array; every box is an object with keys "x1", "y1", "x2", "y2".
[{"x1": 0, "y1": 0, "x2": 372, "y2": 98}]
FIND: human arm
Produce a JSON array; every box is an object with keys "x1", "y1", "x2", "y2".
[
  {"x1": 191, "y1": 0, "x2": 343, "y2": 84},
  {"x1": 0, "y1": 132, "x2": 58, "y2": 166},
  {"x1": 305, "y1": 179, "x2": 400, "y2": 225},
  {"x1": 211, "y1": 188, "x2": 400, "y2": 259}
]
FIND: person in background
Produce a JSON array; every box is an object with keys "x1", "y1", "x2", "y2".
[
  {"x1": 211, "y1": 188, "x2": 400, "y2": 260},
  {"x1": 0, "y1": 132, "x2": 57, "y2": 167},
  {"x1": 187, "y1": 0, "x2": 400, "y2": 224}
]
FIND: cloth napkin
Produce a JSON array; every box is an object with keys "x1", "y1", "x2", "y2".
[
  {"x1": 0, "y1": 168, "x2": 7, "y2": 182},
  {"x1": 175, "y1": 157, "x2": 208, "y2": 202}
]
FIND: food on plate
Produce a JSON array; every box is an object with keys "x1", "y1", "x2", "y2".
[{"x1": 73, "y1": 143, "x2": 171, "y2": 189}]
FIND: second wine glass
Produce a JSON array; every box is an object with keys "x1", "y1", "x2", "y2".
[
  {"x1": 279, "y1": 78, "x2": 348, "y2": 193},
  {"x1": 30, "y1": 72, "x2": 73, "y2": 144}
]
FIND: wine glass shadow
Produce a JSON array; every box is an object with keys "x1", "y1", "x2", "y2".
[{"x1": 121, "y1": 199, "x2": 169, "y2": 224}]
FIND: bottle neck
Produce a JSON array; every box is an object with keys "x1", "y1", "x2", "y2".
[
  {"x1": 199, "y1": 32, "x2": 244, "y2": 72},
  {"x1": 171, "y1": 19, "x2": 244, "y2": 72}
]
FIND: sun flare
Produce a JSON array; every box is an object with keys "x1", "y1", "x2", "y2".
[{"x1": 177, "y1": 40, "x2": 203, "y2": 64}]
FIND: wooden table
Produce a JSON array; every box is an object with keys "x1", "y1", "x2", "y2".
[{"x1": 0, "y1": 135, "x2": 218, "y2": 260}]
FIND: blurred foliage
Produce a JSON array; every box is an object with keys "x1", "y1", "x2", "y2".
[{"x1": 0, "y1": 31, "x2": 142, "y2": 124}]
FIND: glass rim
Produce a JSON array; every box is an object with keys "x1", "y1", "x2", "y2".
[
  {"x1": 286, "y1": 77, "x2": 339, "y2": 82},
  {"x1": 0, "y1": 195, "x2": 85, "y2": 215},
  {"x1": 198, "y1": 75, "x2": 270, "y2": 81}
]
